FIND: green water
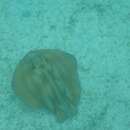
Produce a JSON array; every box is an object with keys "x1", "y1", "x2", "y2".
[{"x1": 0, "y1": 0, "x2": 130, "y2": 130}]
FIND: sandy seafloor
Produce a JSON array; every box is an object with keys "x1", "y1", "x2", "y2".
[{"x1": 0, "y1": 0, "x2": 130, "y2": 130}]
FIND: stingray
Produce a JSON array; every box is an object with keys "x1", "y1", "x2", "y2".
[{"x1": 12, "y1": 49, "x2": 81, "y2": 122}]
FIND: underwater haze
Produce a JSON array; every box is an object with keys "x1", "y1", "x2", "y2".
[{"x1": 0, "y1": 0, "x2": 130, "y2": 130}]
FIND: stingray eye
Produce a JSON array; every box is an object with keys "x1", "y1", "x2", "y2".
[{"x1": 12, "y1": 49, "x2": 81, "y2": 122}]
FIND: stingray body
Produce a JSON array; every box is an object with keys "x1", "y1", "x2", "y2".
[{"x1": 12, "y1": 49, "x2": 81, "y2": 122}]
